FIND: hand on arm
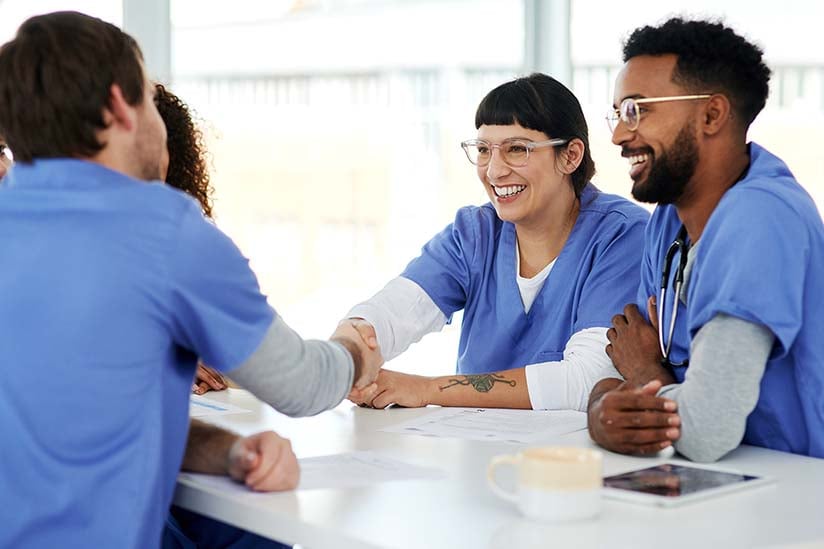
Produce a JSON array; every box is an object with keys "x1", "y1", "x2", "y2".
[
  {"x1": 348, "y1": 368, "x2": 530, "y2": 409},
  {"x1": 606, "y1": 299, "x2": 675, "y2": 386},
  {"x1": 586, "y1": 378, "x2": 681, "y2": 455},
  {"x1": 182, "y1": 420, "x2": 299, "y2": 492},
  {"x1": 192, "y1": 363, "x2": 227, "y2": 394}
]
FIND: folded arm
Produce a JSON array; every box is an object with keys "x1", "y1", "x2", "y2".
[{"x1": 659, "y1": 313, "x2": 773, "y2": 462}]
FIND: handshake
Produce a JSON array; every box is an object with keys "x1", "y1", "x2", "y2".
[{"x1": 330, "y1": 318, "x2": 384, "y2": 391}]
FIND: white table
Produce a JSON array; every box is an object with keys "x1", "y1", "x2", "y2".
[{"x1": 175, "y1": 389, "x2": 824, "y2": 549}]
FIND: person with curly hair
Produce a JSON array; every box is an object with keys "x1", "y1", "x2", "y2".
[
  {"x1": 0, "y1": 12, "x2": 382, "y2": 548},
  {"x1": 589, "y1": 17, "x2": 824, "y2": 462},
  {"x1": 154, "y1": 85, "x2": 293, "y2": 549},
  {"x1": 154, "y1": 83, "x2": 228, "y2": 395},
  {"x1": 155, "y1": 83, "x2": 214, "y2": 218}
]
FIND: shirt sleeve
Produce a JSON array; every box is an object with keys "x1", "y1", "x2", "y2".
[
  {"x1": 401, "y1": 207, "x2": 483, "y2": 320},
  {"x1": 347, "y1": 276, "x2": 447, "y2": 361},
  {"x1": 524, "y1": 327, "x2": 621, "y2": 411},
  {"x1": 167, "y1": 203, "x2": 274, "y2": 372},
  {"x1": 688, "y1": 189, "x2": 807, "y2": 357},
  {"x1": 229, "y1": 315, "x2": 354, "y2": 417},
  {"x1": 658, "y1": 314, "x2": 773, "y2": 462},
  {"x1": 573, "y1": 214, "x2": 647, "y2": 332}
]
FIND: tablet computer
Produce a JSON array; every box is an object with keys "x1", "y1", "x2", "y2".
[{"x1": 602, "y1": 462, "x2": 773, "y2": 507}]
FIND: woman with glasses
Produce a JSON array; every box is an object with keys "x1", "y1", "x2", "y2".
[
  {"x1": 343, "y1": 73, "x2": 649, "y2": 412},
  {"x1": 0, "y1": 139, "x2": 11, "y2": 179}
]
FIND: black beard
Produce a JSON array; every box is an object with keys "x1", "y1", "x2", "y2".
[{"x1": 631, "y1": 122, "x2": 698, "y2": 205}]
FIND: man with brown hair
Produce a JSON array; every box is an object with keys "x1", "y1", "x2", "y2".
[{"x1": 0, "y1": 11, "x2": 381, "y2": 548}]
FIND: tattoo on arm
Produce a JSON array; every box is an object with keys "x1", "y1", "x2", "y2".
[{"x1": 439, "y1": 374, "x2": 516, "y2": 393}]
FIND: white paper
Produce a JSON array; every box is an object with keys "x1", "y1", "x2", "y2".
[
  {"x1": 178, "y1": 451, "x2": 443, "y2": 494},
  {"x1": 380, "y1": 407, "x2": 587, "y2": 444},
  {"x1": 190, "y1": 394, "x2": 252, "y2": 418},
  {"x1": 296, "y1": 451, "x2": 443, "y2": 489}
]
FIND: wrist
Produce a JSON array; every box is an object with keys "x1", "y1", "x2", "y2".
[
  {"x1": 422, "y1": 376, "x2": 439, "y2": 406},
  {"x1": 332, "y1": 336, "x2": 364, "y2": 387},
  {"x1": 629, "y1": 362, "x2": 674, "y2": 386}
]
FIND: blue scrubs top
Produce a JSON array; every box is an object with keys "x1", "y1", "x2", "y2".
[
  {"x1": 0, "y1": 160, "x2": 274, "y2": 549},
  {"x1": 402, "y1": 183, "x2": 649, "y2": 374},
  {"x1": 638, "y1": 143, "x2": 824, "y2": 458}
]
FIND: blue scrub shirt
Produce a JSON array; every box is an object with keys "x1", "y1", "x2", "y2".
[
  {"x1": 0, "y1": 160, "x2": 274, "y2": 548},
  {"x1": 402, "y1": 183, "x2": 649, "y2": 374},
  {"x1": 638, "y1": 143, "x2": 824, "y2": 458}
]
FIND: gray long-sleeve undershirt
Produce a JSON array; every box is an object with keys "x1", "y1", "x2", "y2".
[
  {"x1": 658, "y1": 316, "x2": 774, "y2": 462},
  {"x1": 229, "y1": 315, "x2": 355, "y2": 417}
]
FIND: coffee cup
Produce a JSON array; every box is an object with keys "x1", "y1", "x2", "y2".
[{"x1": 487, "y1": 446, "x2": 602, "y2": 522}]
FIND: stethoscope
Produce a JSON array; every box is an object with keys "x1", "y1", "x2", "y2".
[{"x1": 658, "y1": 224, "x2": 690, "y2": 367}]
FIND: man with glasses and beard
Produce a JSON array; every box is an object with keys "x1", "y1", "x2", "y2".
[{"x1": 587, "y1": 18, "x2": 824, "y2": 462}]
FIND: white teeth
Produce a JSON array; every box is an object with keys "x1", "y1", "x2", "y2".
[
  {"x1": 493, "y1": 185, "x2": 526, "y2": 198},
  {"x1": 627, "y1": 154, "x2": 649, "y2": 165}
]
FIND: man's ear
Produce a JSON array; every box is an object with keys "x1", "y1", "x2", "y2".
[
  {"x1": 557, "y1": 138, "x2": 585, "y2": 174},
  {"x1": 106, "y1": 83, "x2": 137, "y2": 132},
  {"x1": 701, "y1": 94, "x2": 733, "y2": 136}
]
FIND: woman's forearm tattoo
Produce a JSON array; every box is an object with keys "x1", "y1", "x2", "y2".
[{"x1": 438, "y1": 374, "x2": 516, "y2": 393}]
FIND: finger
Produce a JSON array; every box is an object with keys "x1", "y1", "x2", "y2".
[
  {"x1": 623, "y1": 303, "x2": 644, "y2": 322},
  {"x1": 204, "y1": 365, "x2": 226, "y2": 389},
  {"x1": 618, "y1": 426, "x2": 681, "y2": 446},
  {"x1": 370, "y1": 389, "x2": 392, "y2": 410},
  {"x1": 227, "y1": 438, "x2": 259, "y2": 481},
  {"x1": 623, "y1": 303, "x2": 642, "y2": 319},
  {"x1": 647, "y1": 295, "x2": 659, "y2": 331},
  {"x1": 351, "y1": 321, "x2": 378, "y2": 350},
  {"x1": 251, "y1": 447, "x2": 299, "y2": 491},
  {"x1": 624, "y1": 393, "x2": 677, "y2": 412},
  {"x1": 640, "y1": 379, "x2": 664, "y2": 395},
  {"x1": 606, "y1": 389, "x2": 676, "y2": 412},
  {"x1": 605, "y1": 343, "x2": 614, "y2": 361},
  {"x1": 606, "y1": 327, "x2": 617, "y2": 342},
  {"x1": 611, "y1": 313, "x2": 628, "y2": 327},
  {"x1": 201, "y1": 369, "x2": 226, "y2": 391},
  {"x1": 622, "y1": 439, "x2": 674, "y2": 456},
  {"x1": 348, "y1": 383, "x2": 377, "y2": 404},
  {"x1": 191, "y1": 383, "x2": 200, "y2": 394},
  {"x1": 245, "y1": 440, "x2": 282, "y2": 488},
  {"x1": 608, "y1": 411, "x2": 681, "y2": 429},
  {"x1": 194, "y1": 381, "x2": 209, "y2": 395}
]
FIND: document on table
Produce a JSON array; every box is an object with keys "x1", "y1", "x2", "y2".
[
  {"x1": 380, "y1": 407, "x2": 587, "y2": 444},
  {"x1": 190, "y1": 394, "x2": 252, "y2": 418},
  {"x1": 179, "y1": 451, "x2": 444, "y2": 494}
]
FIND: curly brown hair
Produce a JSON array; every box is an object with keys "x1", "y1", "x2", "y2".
[{"x1": 154, "y1": 84, "x2": 214, "y2": 218}]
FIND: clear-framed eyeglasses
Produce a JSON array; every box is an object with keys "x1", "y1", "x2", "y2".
[
  {"x1": 0, "y1": 143, "x2": 13, "y2": 163},
  {"x1": 460, "y1": 138, "x2": 568, "y2": 168},
  {"x1": 606, "y1": 95, "x2": 712, "y2": 133}
]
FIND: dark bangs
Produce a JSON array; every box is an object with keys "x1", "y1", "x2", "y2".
[{"x1": 474, "y1": 78, "x2": 548, "y2": 132}]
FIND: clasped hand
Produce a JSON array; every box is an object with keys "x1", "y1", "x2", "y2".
[{"x1": 330, "y1": 318, "x2": 384, "y2": 389}]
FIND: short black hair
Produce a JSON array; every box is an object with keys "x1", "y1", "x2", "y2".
[
  {"x1": 475, "y1": 73, "x2": 595, "y2": 197},
  {"x1": 0, "y1": 11, "x2": 145, "y2": 162},
  {"x1": 623, "y1": 17, "x2": 771, "y2": 128}
]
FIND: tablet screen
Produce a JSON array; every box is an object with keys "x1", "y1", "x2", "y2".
[{"x1": 603, "y1": 463, "x2": 760, "y2": 497}]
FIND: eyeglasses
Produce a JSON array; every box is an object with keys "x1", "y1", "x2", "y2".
[
  {"x1": 0, "y1": 144, "x2": 12, "y2": 163},
  {"x1": 658, "y1": 224, "x2": 690, "y2": 369},
  {"x1": 460, "y1": 138, "x2": 568, "y2": 168},
  {"x1": 606, "y1": 95, "x2": 712, "y2": 133}
]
